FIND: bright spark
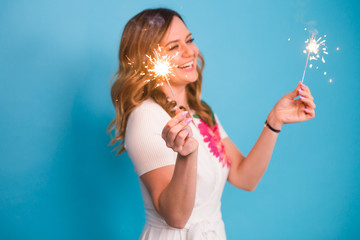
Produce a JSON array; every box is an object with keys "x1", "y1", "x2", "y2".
[
  {"x1": 124, "y1": 46, "x2": 180, "y2": 106},
  {"x1": 145, "y1": 46, "x2": 179, "y2": 104},
  {"x1": 146, "y1": 46, "x2": 177, "y2": 80},
  {"x1": 306, "y1": 36, "x2": 326, "y2": 56},
  {"x1": 301, "y1": 32, "x2": 328, "y2": 83}
]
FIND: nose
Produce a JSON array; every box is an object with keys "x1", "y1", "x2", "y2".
[{"x1": 182, "y1": 44, "x2": 195, "y2": 57}]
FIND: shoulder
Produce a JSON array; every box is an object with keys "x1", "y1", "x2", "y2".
[
  {"x1": 124, "y1": 99, "x2": 176, "y2": 175},
  {"x1": 126, "y1": 99, "x2": 171, "y2": 138},
  {"x1": 130, "y1": 98, "x2": 169, "y2": 121}
]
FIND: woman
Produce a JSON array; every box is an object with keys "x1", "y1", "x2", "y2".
[{"x1": 108, "y1": 8, "x2": 315, "y2": 239}]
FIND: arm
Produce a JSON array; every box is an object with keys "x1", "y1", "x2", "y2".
[
  {"x1": 141, "y1": 150, "x2": 197, "y2": 229},
  {"x1": 225, "y1": 113, "x2": 279, "y2": 191},
  {"x1": 227, "y1": 82, "x2": 316, "y2": 191},
  {"x1": 140, "y1": 110, "x2": 198, "y2": 229}
]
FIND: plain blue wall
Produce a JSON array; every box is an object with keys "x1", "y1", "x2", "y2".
[{"x1": 1, "y1": 0, "x2": 359, "y2": 239}]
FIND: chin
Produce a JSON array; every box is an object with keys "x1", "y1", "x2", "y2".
[
  {"x1": 172, "y1": 76, "x2": 198, "y2": 86},
  {"x1": 185, "y1": 72, "x2": 199, "y2": 82},
  {"x1": 172, "y1": 71, "x2": 198, "y2": 85},
  {"x1": 187, "y1": 75, "x2": 199, "y2": 84}
]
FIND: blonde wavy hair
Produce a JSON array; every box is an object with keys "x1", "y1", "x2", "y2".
[{"x1": 108, "y1": 8, "x2": 215, "y2": 155}]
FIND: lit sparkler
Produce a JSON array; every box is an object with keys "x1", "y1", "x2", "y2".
[
  {"x1": 146, "y1": 46, "x2": 179, "y2": 104},
  {"x1": 301, "y1": 32, "x2": 327, "y2": 83},
  {"x1": 125, "y1": 46, "x2": 180, "y2": 107}
]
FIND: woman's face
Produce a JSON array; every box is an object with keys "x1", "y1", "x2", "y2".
[{"x1": 160, "y1": 16, "x2": 199, "y2": 87}]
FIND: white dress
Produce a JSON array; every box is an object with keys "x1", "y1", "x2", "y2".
[{"x1": 125, "y1": 99, "x2": 230, "y2": 240}]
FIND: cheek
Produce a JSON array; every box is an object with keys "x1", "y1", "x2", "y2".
[
  {"x1": 192, "y1": 44, "x2": 199, "y2": 56},
  {"x1": 171, "y1": 54, "x2": 181, "y2": 65}
]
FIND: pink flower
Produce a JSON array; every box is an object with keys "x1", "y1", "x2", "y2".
[{"x1": 198, "y1": 119, "x2": 230, "y2": 168}]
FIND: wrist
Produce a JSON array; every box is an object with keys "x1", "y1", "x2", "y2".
[
  {"x1": 266, "y1": 111, "x2": 283, "y2": 131},
  {"x1": 178, "y1": 147, "x2": 198, "y2": 159}
]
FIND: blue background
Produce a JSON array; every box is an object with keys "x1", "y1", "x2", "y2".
[{"x1": 1, "y1": 0, "x2": 359, "y2": 239}]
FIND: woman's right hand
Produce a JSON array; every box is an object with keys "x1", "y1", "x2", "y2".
[{"x1": 162, "y1": 110, "x2": 198, "y2": 157}]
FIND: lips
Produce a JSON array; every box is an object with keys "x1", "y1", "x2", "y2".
[{"x1": 177, "y1": 60, "x2": 194, "y2": 69}]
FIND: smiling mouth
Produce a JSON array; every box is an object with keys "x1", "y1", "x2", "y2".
[{"x1": 177, "y1": 61, "x2": 194, "y2": 69}]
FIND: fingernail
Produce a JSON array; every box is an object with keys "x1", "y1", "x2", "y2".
[
  {"x1": 181, "y1": 111, "x2": 188, "y2": 117},
  {"x1": 188, "y1": 132, "x2": 192, "y2": 137},
  {"x1": 304, "y1": 108, "x2": 309, "y2": 112},
  {"x1": 300, "y1": 96, "x2": 306, "y2": 100},
  {"x1": 298, "y1": 89, "x2": 304, "y2": 93},
  {"x1": 301, "y1": 82, "x2": 306, "y2": 88},
  {"x1": 185, "y1": 117, "x2": 193, "y2": 123}
]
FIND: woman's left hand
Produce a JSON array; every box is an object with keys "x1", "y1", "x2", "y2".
[{"x1": 267, "y1": 81, "x2": 316, "y2": 130}]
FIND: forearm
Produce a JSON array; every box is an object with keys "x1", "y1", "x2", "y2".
[
  {"x1": 233, "y1": 112, "x2": 281, "y2": 191},
  {"x1": 241, "y1": 126, "x2": 278, "y2": 188},
  {"x1": 229, "y1": 82, "x2": 315, "y2": 191},
  {"x1": 158, "y1": 150, "x2": 198, "y2": 228}
]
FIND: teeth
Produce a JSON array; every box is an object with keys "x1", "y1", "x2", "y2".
[{"x1": 178, "y1": 61, "x2": 193, "y2": 69}]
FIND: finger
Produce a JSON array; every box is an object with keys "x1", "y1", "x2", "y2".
[
  {"x1": 165, "y1": 117, "x2": 192, "y2": 147},
  {"x1": 298, "y1": 88, "x2": 314, "y2": 101},
  {"x1": 186, "y1": 127, "x2": 193, "y2": 137},
  {"x1": 300, "y1": 82, "x2": 312, "y2": 96},
  {"x1": 173, "y1": 128, "x2": 191, "y2": 151},
  {"x1": 299, "y1": 96, "x2": 316, "y2": 109},
  {"x1": 286, "y1": 86, "x2": 300, "y2": 99},
  {"x1": 304, "y1": 108, "x2": 315, "y2": 118},
  {"x1": 162, "y1": 111, "x2": 188, "y2": 139},
  {"x1": 174, "y1": 106, "x2": 181, "y2": 115}
]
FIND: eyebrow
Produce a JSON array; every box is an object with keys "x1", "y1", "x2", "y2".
[{"x1": 164, "y1": 33, "x2": 192, "y2": 47}]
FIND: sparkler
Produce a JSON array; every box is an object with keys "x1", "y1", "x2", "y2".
[
  {"x1": 146, "y1": 46, "x2": 179, "y2": 105},
  {"x1": 301, "y1": 32, "x2": 327, "y2": 83},
  {"x1": 125, "y1": 46, "x2": 180, "y2": 108}
]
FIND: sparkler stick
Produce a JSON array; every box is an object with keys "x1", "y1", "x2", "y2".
[
  {"x1": 164, "y1": 78, "x2": 178, "y2": 104},
  {"x1": 301, "y1": 32, "x2": 314, "y2": 83}
]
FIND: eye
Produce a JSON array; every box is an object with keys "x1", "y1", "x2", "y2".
[
  {"x1": 169, "y1": 45, "x2": 179, "y2": 51},
  {"x1": 186, "y1": 38, "x2": 195, "y2": 44}
]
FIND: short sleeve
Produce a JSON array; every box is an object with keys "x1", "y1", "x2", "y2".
[
  {"x1": 214, "y1": 114, "x2": 228, "y2": 139},
  {"x1": 124, "y1": 100, "x2": 177, "y2": 176}
]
